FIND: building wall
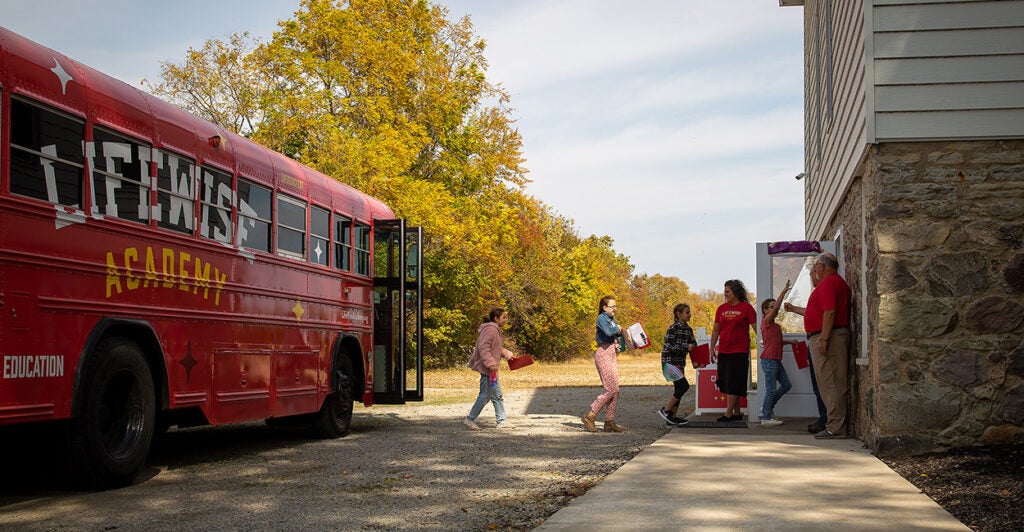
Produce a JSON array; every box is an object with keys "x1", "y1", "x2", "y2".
[
  {"x1": 871, "y1": 0, "x2": 1024, "y2": 142},
  {"x1": 825, "y1": 140, "x2": 1024, "y2": 455},
  {"x1": 804, "y1": 0, "x2": 869, "y2": 240},
  {"x1": 804, "y1": 0, "x2": 1024, "y2": 238},
  {"x1": 798, "y1": 0, "x2": 1024, "y2": 455}
]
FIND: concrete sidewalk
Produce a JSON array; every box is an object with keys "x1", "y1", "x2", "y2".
[{"x1": 538, "y1": 416, "x2": 969, "y2": 531}]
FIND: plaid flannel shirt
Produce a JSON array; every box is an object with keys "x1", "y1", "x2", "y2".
[{"x1": 661, "y1": 321, "x2": 696, "y2": 367}]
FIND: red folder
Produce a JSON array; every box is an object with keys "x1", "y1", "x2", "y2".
[
  {"x1": 508, "y1": 354, "x2": 535, "y2": 370},
  {"x1": 793, "y1": 341, "x2": 809, "y2": 369},
  {"x1": 689, "y1": 343, "x2": 711, "y2": 368}
]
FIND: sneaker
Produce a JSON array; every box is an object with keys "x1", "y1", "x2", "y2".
[
  {"x1": 716, "y1": 415, "x2": 732, "y2": 423},
  {"x1": 669, "y1": 415, "x2": 689, "y2": 426},
  {"x1": 658, "y1": 408, "x2": 674, "y2": 423},
  {"x1": 729, "y1": 415, "x2": 745, "y2": 422},
  {"x1": 807, "y1": 422, "x2": 826, "y2": 434},
  {"x1": 760, "y1": 418, "x2": 784, "y2": 427},
  {"x1": 814, "y1": 429, "x2": 845, "y2": 439},
  {"x1": 495, "y1": 421, "x2": 515, "y2": 429},
  {"x1": 462, "y1": 418, "x2": 482, "y2": 431}
]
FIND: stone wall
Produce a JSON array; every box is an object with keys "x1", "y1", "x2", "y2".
[{"x1": 823, "y1": 140, "x2": 1024, "y2": 456}]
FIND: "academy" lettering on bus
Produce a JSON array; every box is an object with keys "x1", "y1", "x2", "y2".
[{"x1": 105, "y1": 246, "x2": 227, "y2": 304}]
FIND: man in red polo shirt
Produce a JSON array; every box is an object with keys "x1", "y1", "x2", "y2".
[{"x1": 803, "y1": 253, "x2": 851, "y2": 438}]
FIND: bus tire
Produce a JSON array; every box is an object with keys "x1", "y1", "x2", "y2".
[
  {"x1": 68, "y1": 338, "x2": 155, "y2": 490},
  {"x1": 314, "y1": 355, "x2": 354, "y2": 438}
]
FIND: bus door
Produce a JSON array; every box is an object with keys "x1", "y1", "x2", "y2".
[{"x1": 372, "y1": 219, "x2": 424, "y2": 404}]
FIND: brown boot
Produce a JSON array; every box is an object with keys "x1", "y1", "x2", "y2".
[
  {"x1": 603, "y1": 419, "x2": 626, "y2": 433},
  {"x1": 581, "y1": 411, "x2": 598, "y2": 432}
]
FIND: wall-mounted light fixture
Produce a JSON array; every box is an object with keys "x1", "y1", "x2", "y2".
[{"x1": 795, "y1": 172, "x2": 807, "y2": 181}]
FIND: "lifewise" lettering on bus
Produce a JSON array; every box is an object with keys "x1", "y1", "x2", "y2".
[{"x1": 105, "y1": 246, "x2": 227, "y2": 304}]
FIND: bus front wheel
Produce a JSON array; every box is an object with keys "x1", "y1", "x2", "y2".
[
  {"x1": 68, "y1": 338, "x2": 155, "y2": 490},
  {"x1": 314, "y1": 356, "x2": 354, "y2": 438}
]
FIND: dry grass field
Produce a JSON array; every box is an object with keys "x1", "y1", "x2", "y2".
[
  {"x1": 422, "y1": 350, "x2": 762, "y2": 402},
  {"x1": 419, "y1": 351, "x2": 707, "y2": 406}
]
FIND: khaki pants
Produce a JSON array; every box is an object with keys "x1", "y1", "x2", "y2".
[{"x1": 809, "y1": 328, "x2": 850, "y2": 435}]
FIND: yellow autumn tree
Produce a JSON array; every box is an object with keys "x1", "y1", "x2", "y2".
[{"x1": 146, "y1": 0, "x2": 688, "y2": 366}]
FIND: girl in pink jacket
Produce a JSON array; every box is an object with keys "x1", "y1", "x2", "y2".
[{"x1": 464, "y1": 308, "x2": 516, "y2": 430}]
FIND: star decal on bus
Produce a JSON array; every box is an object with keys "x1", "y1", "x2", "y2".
[
  {"x1": 50, "y1": 57, "x2": 73, "y2": 95},
  {"x1": 180, "y1": 343, "x2": 197, "y2": 384},
  {"x1": 293, "y1": 300, "x2": 305, "y2": 321}
]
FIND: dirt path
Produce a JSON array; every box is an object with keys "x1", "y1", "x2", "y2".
[{"x1": 0, "y1": 385, "x2": 677, "y2": 530}]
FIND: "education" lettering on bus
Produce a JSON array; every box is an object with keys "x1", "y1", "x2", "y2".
[{"x1": 3, "y1": 355, "x2": 65, "y2": 379}]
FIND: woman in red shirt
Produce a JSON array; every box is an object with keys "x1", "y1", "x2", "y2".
[{"x1": 709, "y1": 279, "x2": 757, "y2": 422}]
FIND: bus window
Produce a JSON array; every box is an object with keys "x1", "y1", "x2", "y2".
[
  {"x1": 334, "y1": 216, "x2": 352, "y2": 271},
  {"x1": 354, "y1": 223, "x2": 370, "y2": 275},
  {"x1": 237, "y1": 179, "x2": 271, "y2": 252},
  {"x1": 90, "y1": 128, "x2": 151, "y2": 224},
  {"x1": 155, "y1": 150, "x2": 197, "y2": 234},
  {"x1": 277, "y1": 194, "x2": 306, "y2": 258},
  {"x1": 310, "y1": 206, "x2": 329, "y2": 266},
  {"x1": 9, "y1": 98, "x2": 84, "y2": 207},
  {"x1": 200, "y1": 166, "x2": 232, "y2": 244}
]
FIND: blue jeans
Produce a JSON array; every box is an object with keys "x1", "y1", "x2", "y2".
[
  {"x1": 760, "y1": 359, "x2": 792, "y2": 419},
  {"x1": 467, "y1": 373, "x2": 506, "y2": 423}
]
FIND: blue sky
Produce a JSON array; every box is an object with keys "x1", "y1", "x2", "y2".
[{"x1": 4, "y1": 0, "x2": 807, "y2": 294}]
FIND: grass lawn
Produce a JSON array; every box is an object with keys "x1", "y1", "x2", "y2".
[
  {"x1": 416, "y1": 350, "x2": 760, "y2": 406},
  {"x1": 418, "y1": 351, "x2": 697, "y2": 405}
]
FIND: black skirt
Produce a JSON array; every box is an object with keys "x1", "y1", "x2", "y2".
[{"x1": 716, "y1": 352, "x2": 749, "y2": 396}]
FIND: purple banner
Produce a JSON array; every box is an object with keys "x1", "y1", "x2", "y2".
[{"x1": 767, "y1": 241, "x2": 822, "y2": 255}]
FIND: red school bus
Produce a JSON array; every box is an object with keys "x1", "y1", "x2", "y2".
[{"x1": 0, "y1": 26, "x2": 424, "y2": 489}]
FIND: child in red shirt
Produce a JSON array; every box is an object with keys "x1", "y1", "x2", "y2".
[{"x1": 759, "y1": 280, "x2": 799, "y2": 426}]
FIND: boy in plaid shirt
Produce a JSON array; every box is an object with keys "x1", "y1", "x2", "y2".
[{"x1": 659, "y1": 303, "x2": 698, "y2": 426}]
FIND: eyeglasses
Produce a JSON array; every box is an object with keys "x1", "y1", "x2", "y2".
[{"x1": 607, "y1": 305, "x2": 617, "y2": 309}]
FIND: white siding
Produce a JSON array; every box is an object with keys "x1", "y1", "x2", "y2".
[
  {"x1": 874, "y1": 55, "x2": 1024, "y2": 84},
  {"x1": 875, "y1": 82, "x2": 1024, "y2": 111},
  {"x1": 801, "y1": 0, "x2": 1024, "y2": 237},
  {"x1": 804, "y1": 0, "x2": 868, "y2": 239},
  {"x1": 875, "y1": 109, "x2": 1024, "y2": 139},
  {"x1": 870, "y1": 0, "x2": 1024, "y2": 142},
  {"x1": 874, "y1": 1, "x2": 1024, "y2": 30},
  {"x1": 874, "y1": 28, "x2": 1024, "y2": 58}
]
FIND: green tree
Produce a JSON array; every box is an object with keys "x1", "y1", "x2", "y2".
[{"x1": 629, "y1": 274, "x2": 693, "y2": 352}]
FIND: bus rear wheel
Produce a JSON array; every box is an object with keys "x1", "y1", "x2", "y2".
[
  {"x1": 68, "y1": 338, "x2": 155, "y2": 490},
  {"x1": 314, "y1": 356, "x2": 354, "y2": 438}
]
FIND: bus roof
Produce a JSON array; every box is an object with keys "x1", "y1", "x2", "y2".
[{"x1": 0, "y1": 26, "x2": 394, "y2": 222}]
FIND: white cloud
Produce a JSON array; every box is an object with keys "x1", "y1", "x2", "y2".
[{"x1": 440, "y1": 0, "x2": 807, "y2": 292}]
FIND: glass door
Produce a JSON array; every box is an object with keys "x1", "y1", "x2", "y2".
[{"x1": 752, "y1": 240, "x2": 836, "y2": 418}]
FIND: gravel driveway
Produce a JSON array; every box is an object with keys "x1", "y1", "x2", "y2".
[{"x1": 1, "y1": 385, "x2": 678, "y2": 530}]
